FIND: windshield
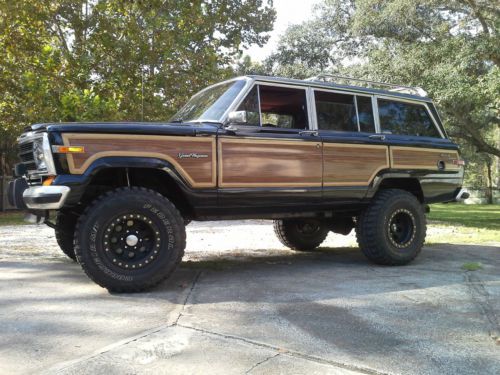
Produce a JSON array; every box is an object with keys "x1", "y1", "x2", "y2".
[{"x1": 170, "y1": 79, "x2": 246, "y2": 123}]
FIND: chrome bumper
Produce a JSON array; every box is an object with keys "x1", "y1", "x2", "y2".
[
  {"x1": 455, "y1": 188, "x2": 470, "y2": 202},
  {"x1": 23, "y1": 185, "x2": 71, "y2": 210}
]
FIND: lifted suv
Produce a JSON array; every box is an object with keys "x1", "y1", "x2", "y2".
[{"x1": 9, "y1": 74, "x2": 467, "y2": 292}]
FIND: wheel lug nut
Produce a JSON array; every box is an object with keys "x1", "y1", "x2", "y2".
[
  {"x1": 128, "y1": 252, "x2": 134, "y2": 258},
  {"x1": 116, "y1": 248, "x2": 123, "y2": 254}
]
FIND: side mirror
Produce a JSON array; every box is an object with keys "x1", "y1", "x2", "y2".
[{"x1": 228, "y1": 110, "x2": 247, "y2": 124}]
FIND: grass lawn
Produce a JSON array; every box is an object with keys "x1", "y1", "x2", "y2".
[
  {"x1": 427, "y1": 203, "x2": 499, "y2": 244},
  {"x1": 0, "y1": 211, "x2": 28, "y2": 226}
]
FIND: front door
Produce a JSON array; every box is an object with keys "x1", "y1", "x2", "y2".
[
  {"x1": 313, "y1": 89, "x2": 390, "y2": 204},
  {"x1": 218, "y1": 83, "x2": 322, "y2": 213}
]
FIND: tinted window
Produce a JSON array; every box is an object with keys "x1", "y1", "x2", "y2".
[
  {"x1": 378, "y1": 99, "x2": 441, "y2": 137},
  {"x1": 356, "y1": 96, "x2": 375, "y2": 132},
  {"x1": 259, "y1": 85, "x2": 309, "y2": 129},
  {"x1": 315, "y1": 91, "x2": 357, "y2": 132},
  {"x1": 236, "y1": 85, "x2": 309, "y2": 129}
]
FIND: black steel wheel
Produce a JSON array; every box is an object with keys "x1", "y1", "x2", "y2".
[
  {"x1": 74, "y1": 187, "x2": 186, "y2": 292},
  {"x1": 356, "y1": 189, "x2": 426, "y2": 265},
  {"x1": 274, "y1": 218, "x2": 328, "y2": 251}
]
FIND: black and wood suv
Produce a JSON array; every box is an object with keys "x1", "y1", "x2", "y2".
[{"x1": 9, "y1": 74, "x2": 467, "y2": 292}]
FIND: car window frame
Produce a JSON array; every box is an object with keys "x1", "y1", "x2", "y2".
[
  {"x1": 312, "y1": 88, "x2": 376, "y2": 134},
  {"x1": 226, "y1": 81, "x2": 315, "y2": 132},
  {"x1": 374, "y1": 95, "x2": 445, "y2": 138}
]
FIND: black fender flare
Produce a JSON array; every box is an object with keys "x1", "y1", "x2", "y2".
[{"x1": 54, "y1": 156, "x2": 194, "y2": 206}]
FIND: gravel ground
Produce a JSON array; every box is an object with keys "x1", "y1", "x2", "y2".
[
  {"x1": 0, "y1": 220, "x2": 358, "y2": 262},
  {"x1": 0, "y1": 221, "x2": 499, "y2": 375}
]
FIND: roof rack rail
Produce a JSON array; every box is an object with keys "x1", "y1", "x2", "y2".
[{"x1": 304, "y1": 74, "x2": 428, "y2": 97}]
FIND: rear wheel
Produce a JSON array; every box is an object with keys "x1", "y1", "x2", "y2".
[
  {"x1": 54, "y1": 211, "x2": 78, "y2": 261},
  {"x1": 274, "y1": 219, "x2": 328, "y2": 251},
  {"x1": 74, "y1": 187, "x2": 186, "y2": 292},
  {"x1": 356, "y1": 189, "x2": 426, "y2": 265}
]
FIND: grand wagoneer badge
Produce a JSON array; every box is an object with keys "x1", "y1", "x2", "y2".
[{"x1": 177, "y1": 152, "x2": 208, "y2": 159}]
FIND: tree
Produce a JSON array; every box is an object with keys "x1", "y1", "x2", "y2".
[
  {"x1": 0, "y1": 0, "x2": 276, "y2": 172},
  {"x1": 266, "y1": 0, "x2": 499, "y2": 159}
]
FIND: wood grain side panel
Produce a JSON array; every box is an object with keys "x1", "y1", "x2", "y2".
[
  {"x1": 218, "y1": 138, "x2": 322, "y2": 187},
  {"x1": 62, "y1": 133, "x2": 216, "y2": 187},
  {"x1": 323, "y1": 143, "x2": 389, "y2": 186},
  {"x1": 390, "y1": 147, "x2": 460, "y2": 171}
]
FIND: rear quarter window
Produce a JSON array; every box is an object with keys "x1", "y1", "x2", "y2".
[{"x1": 378, "y1": 99, "x2": 441, "y2": 138}]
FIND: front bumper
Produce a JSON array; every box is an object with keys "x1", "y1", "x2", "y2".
[{"x1": 8, "y1": 178, "x2": 71, "y2": 210}]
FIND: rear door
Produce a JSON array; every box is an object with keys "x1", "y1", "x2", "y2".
[
  {"x1": 312, "y1": 89, "x2": 390, "y2": 204},
  {"x1": 218, "y1": 83, "x2": 323, "y2": 211}
]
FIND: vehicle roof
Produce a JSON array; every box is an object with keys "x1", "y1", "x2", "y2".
[{"x1": 243, "y1": 75, "x2": 433, "y2": 103}]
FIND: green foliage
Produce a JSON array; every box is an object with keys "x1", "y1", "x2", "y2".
[
  {"x1": 0, "y1": 0, "x2": 276, "y2": 172},
  {"x1": 261, "y1": 0, "x2": 499, "y2": 189}
]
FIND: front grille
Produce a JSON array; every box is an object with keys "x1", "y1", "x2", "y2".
[{"x1": 18, "y1": 141, "x2": 37, "y2": 171}]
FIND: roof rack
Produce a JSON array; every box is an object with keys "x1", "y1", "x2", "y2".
[{"x1": 304, "y1": 74, "x2": 428, "y2": 97}]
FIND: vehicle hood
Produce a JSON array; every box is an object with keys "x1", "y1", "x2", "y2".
[{"x1": 30, "y1": 121, "x2": 219, "y2": 136}]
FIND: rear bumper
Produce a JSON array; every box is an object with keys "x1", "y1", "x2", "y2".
[
  {"x1": 454, "y1": 188, "x2": 470, "y2": 202},
  {"x1": 8, "y1": 178, "x2": 71, "y2": 210}
]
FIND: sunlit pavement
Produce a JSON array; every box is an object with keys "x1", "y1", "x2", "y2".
[{"x1": 0, "y1": 222, "x2": 499, "y2": 374}]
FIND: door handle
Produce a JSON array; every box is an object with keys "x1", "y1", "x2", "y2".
[
  {"x1": 369, "y1": 134, "x2": 386, "y2": 141},
  {"x1": 299, "y1": 130, "x2": 318, "y2": 136}
]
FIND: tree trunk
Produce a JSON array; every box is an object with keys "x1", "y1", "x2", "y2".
[{"x1": 486, "y1": 159, "x2": 493, "y2": 205}]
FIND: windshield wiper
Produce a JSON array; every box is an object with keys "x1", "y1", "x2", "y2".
[{"x1": 170, "y1": 118, "x2": 183, "y2": 123}]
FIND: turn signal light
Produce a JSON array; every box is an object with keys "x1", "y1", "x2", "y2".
[
  {"x1": 43, "y1": 176, "x2": 55, "y2": 186},
  {"x1": 452, "y1": 159, "x2": 466, "y2": 166},
  {"x1": 52, "y1": 145, "x2": 86, "y2": 154}
]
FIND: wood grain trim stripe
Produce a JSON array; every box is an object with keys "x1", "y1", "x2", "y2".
[
  {"x1": 322, "y1": 143, "x2": 390, "y2": 187},
  {"x1": 62, "y1": 133, "x2": 217, "y2": 188},
  {"x1": 218, "y1": 137, "x2": 322, "y2": 188},
  {"x1": 390, "y1": 146, "x2": 461, "y2": 171}
]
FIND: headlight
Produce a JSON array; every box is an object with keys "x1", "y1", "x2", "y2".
[
  {"x1": 33, "y1": 139, "x2": 47, "y2": 170},
  {"x1": 31, "y1": 133, "x2": 56, "y2": 175}
]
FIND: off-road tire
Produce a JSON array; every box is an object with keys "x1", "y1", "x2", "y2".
[
  {"x1": 74, "y1": 187, "x2": 186, "y2": 293},
  {"x1": 54, "y1": 211, "x2": 78, "y2": 261},
  {"x1": 356, "y1": 189, "x2": 426, "y2": 265},
  {"x1": 274, "y1": 219, "x2": 329, "y2": 251}
]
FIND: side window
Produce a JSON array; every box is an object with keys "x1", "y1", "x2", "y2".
[
  {"x1": 356, "y1": 96, "x2": 375, "y2": 133},
  {"x1": 236, "y1": 85, "x2": 309, "y2": 129},
  {"x1": 315, "y1": 91, "x2": 357, "y2": 132},
  {"x1": 378, "y1": 99, "x2": 441, "y2": 137},
  {"x1": 259, "y1": 85, "x2": 308, "y2": 129}
]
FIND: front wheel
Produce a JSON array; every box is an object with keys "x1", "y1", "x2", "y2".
[
  {"x1": 54, "y1": 210, "x2": 78, "y2": 261},
  {"x1": 74, "y1": 187, "x2": 186, "y2": 292},
  {"x1": 274, "y1": 219, "x2": 329, "y2": 251},
  {"x1": 356, "y1": 189, "x2": 426, "y2": 265}
]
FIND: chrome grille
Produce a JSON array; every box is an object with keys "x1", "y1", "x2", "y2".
[{"x1": 18, "y1": 141, "x2": 37, "y2": 171}]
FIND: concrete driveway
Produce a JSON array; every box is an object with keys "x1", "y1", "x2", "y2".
[{"x1": 0, "y1": 221, "x2": 499, "y2": 374}]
